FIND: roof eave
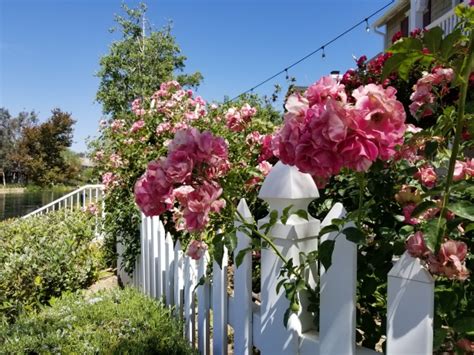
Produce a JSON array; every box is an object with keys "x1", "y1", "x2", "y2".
[{"x1": 373, "y1": 0, "x2": 410, "y2": 28}]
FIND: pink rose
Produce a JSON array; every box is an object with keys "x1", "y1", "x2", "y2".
[
  {"x1": 285, "y1": 92, "x2": 309, "y2": 122},
  {"x1": 257, "y1": 161, "x2": 273, "y2": 176},
  {"x1": 457, "y1": 338, "x2": 474, "y2": 352},
  {"x1": 130, "y1": 119, "x2": 145, "y2": 133},
  {"x1": 414, "y1": 165, "x2": 437, "y2": 188},
  {"x1": 406, "y1": 231, "x2": 429, "y2": 258},
  {"x1": 437, "y1": 240, "x2": 469, "y2": 280},
  {"x1": 403, "y1": 203, "x2": 420, "y2": 225},
  {"x1": 241, "y1": 103, "x2": 257, "y2": 119},
  {"x1": 173, "y1": 185, "x2": 195, "y2": 205},
  {"x1": 165, "y1": 150, "x2": 194, "y2": 184},
  {"x1": 352, "y1": 84, "x2": 406, "y2": 160},
  {"x1": 156, "y1": 122, "x2": 171, "y2": 136},
  {"x1": 463, "y1": 158, "x2": 474, "y2": 177},
  {"x1": 306, "y1": 75, "x2": 347, "y2": 107},
  {"x1": 182, "y1": 181, "x2": 225, "y2": 231},
  {"x1": 134, "y1": 160, "x2": 174, "y2": 217},
  {"x1": 338, "y1": 133, "x2": 378, "y2": 172},
  {"x1": 187, "y1": 240, "x2": 208, "y2": 260},
  {"x1": 102, "y1": 172, "x2": 118, "y2": 190},
  {"x1": 294, "y1": 134, "x2": 343, "y2": 177},
  {"x1": 453, "y1": 161, "x2": 466, "y2": 181}
]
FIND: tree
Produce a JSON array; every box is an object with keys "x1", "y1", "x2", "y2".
[
  {"x1": 96, "y1": 3, "x2": 203, "y2": 116},
  {"x1": 0, "y1": 108, "x2": 37, "y2": 180},
  {"x1": 11, "y1": 109, "x2": 76, "y2": 185}
]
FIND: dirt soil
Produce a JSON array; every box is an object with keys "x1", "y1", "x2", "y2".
[{"x1": 84, "y1": 270, "x2": 118, "y2": 297}]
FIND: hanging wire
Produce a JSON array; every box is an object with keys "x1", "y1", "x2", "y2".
[{"x1": 229, "y1": 0, "x2": 394, "y2": 101}]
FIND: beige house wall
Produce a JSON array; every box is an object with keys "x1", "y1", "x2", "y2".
[
  {"x1": 385, "y1": 4, "x2": 410, "y2": 48},
  {"x1": 431, "y1": 0, "x2": 453, "y2": 22}
]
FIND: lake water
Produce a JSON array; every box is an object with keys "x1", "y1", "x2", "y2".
[{"x1": 0, "y1": 190, "x2": 72, "y2": 221}]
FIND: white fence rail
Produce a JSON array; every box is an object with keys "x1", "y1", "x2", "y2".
[
  {"x1": 22, "y1": 184, "x2": 104, "y2": 218},
  {"x1": 118, "y1": 162, "x2": 434, "y2": 354}
]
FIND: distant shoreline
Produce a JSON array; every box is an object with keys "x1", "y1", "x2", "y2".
[{"x1": 0, "y1": 188, "x2": 26, "y2": 194}]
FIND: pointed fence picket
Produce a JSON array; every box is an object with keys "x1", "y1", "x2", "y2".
[{"x1": 117, "y1": 162, "x2": 436, "y2": 355}]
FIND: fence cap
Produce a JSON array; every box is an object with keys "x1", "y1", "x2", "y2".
[
  {"x1": 388, "y1": 251, "x2": 434, "y2": 284},
  {"x1": 259, "y1": 161, "x2": 319, "y2": 200}
]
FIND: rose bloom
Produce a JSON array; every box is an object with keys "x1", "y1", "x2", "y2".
[
  {"x1": 457, "y1": 338, "x2": 474, "y2": 352},
  {"x1": 130, "y1": 119, "x2": 145, "y2": 133},
  {"x1": 437, "y1": 240, "x2": 469, "y2": 281},
  {"x1": 414, "y1": 165, "x2": 437, "y2": 188},
  {"x1": 453, "y1": 160, "x2": 466, "y2": 181},
  {"x1": 406, "y1": 231, "x2": 429, "y2": 258},
  {"x1": 257, "y1": 161, "x2": 273, "y2": 176},
  {"x1": 187, "y1": 240, "x2": 208, "y2": 260}
]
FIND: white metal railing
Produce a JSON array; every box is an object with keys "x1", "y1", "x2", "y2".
[{"x1": 22, "y1": 184, "x2": 104, "y2": 218}]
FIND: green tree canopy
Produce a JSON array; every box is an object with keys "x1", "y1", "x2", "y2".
[
  {"x1": 10, "y1": 109, "x2": 76, "y2": 185},
  {"x1": 0, "y1": 108, "x2": 37, "y2": 173},
  {"x1": 96, "y1": 3, "x2": 203, "y2": 116}
]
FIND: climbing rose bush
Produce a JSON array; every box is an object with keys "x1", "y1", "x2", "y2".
[
  {"x1": 273, "y1": 76, "x2": 406, "y2": 182},
  {"x1": 135, "y1": 128, "x2": 229, "y2": 232}
]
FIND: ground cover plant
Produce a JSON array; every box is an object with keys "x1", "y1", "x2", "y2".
[
  {"x1": 0, "y1": 209, "x2": 104, "y2": 323},
  {"x1": 0, "y1": 287, "x2": 197, "y2": 354}
]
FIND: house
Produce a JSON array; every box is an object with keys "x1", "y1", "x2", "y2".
[{"x1": 373, "y1": 0, "x2": 469, "y2": 49}]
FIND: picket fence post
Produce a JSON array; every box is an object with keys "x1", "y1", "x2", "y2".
[
  {"x1": 197, "y1": 252, "x2": 210, "y2": 354},
  {"x1": 173, "y1": 240, "x2": 184, "y2": 319},
  {"x1": 232, "y1": 198, "x2": 254, "y2": 355},
  {"x1": 257, "y1": 161, "x2": 320, "y2": 354},
  {"x1": 319, "y1": 202, "x2": 357, "y2": 355},
  {"x1": 387, "y1": 251, "x2": 434, "y2": 355},
  {"x1": 213, "y1": 246, "x2": 228, "y2": 355}
]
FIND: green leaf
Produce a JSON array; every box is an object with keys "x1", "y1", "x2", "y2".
[
  {"x1": 398, "y1": 53, "x2": 422, "y2": 81},
  {"x1": 423, "y1": 218, "x2": 445, "y2": 251},
  {"x1": 294, "y1": 209, "x2": 309, "y2": 221},
  {"x1": 464, "y1": 223, "x2": 474, "y2": 233},
  {"x1": 433, "y1": 328, "x2": 448, "y2": 351},
  {"x1": 453, "y1": 317, "x2": 474, "y2": 335},
  {"x1": 342, "y1": 227, "x2": 365, "y2": 244},
  {"x1": 448, "y1": 201, "x2": 474, "y2": 221},
  {"x1": 283, "y1": 307, "x2": 292, "y2": 328},
  {"x1": 281, "y1": 204, "x2": 294, "y2": 225},
  {"x1": 411, "y1": 200, "x2": 437, "y2": 217},
  {"x1": 319, "y1": 240, "x2": 335, "y2": 270},
  {"x1": 319, "y1": 224, "x2": 340, "y2": 237},
  {"x1": 382, "y1": 53, "x2": 408, "y2": 81},
  {"x1": 441, "y1": 29, "x2": 462, "y2": 60},
  {"x1": 224, "y1": 232, "x2": 238, "y2": 253},
  {"x1": 235, "y1": 247, "x2": 251, "y2": 268},
  {"x1": 422, "y1": 27, "x2": 443, "y2": 54},
  {"x1": 388, "y1": 37, "x2": 423, "y2": 54},
  {"x1": 276, "y1": 279, "x2": 287, "y2": 295},
  {"x1": 214, "y1": 241, "x2": 224, "y2": 269}
]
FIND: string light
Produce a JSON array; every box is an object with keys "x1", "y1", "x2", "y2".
[
  {"x1": 285, "y1": 68, "x2": 289, "y2": 80},
  {"x1": 229, "y1": 0, "x2": 394, "y2": 101}
]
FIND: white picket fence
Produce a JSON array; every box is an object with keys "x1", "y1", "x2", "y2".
[{"x1": 117, "y1": 162, "x2": 434, "y2": 355}]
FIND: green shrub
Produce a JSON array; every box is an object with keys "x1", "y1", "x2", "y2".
[
  {"x1": 0, "y1": 287, "x2": 197, "y2": 354},
  {"x1": 0, "y1": 210, "x2": 104, "y2": 322}
]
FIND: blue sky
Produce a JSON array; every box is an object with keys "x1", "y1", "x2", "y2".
[{"x1": 0, "y1": 0, "x2": 390, "y2": 152}]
